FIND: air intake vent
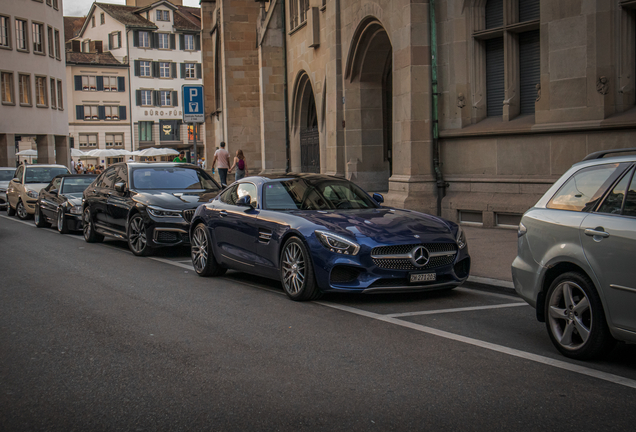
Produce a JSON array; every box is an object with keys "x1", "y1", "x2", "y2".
[
  {"x1": 182, "y1": 209, "x2": 195, "y2": 223},
  {"x1": 259, "y1": 229, "x2": 272, "y2": 243}
]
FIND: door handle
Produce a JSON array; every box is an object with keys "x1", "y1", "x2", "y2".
[
  {"x1": 584, "y1": 228, "x2": 610, "y2": 238},
  {"x1": 219, "y1": 210, "x2": 228, "y2": 217}
]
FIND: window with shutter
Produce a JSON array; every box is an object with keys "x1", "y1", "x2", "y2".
[{"x1": 519, "y1": 30, "x2": 540, "y2": 114}]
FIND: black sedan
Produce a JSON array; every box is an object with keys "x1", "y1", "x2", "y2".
[
  {"x1": 34, "y1": 174, "x2": 97, "y2": 233},
  {"x1": 190, "y1": 174, "x2": 470, "y2": 301},
  {"x1": 82, "y1": 162, "x2": 222, "y2": 256}
]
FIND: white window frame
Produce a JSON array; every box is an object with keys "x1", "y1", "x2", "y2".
[
  {"x1": 160, "y1": 90, "x2": 172, "y2": 107},
  {"x1": 159, "y1": 62, "x2": 171, "y2": 78},
  {"x1": 158, "y1": 33, "x2": 169, "y2": 49},
  {"x1": 184, "y1": 34, "x2": 194, "y2": 50},
  {"x1": 141, "y1": 89, "x2": 152, "y2": 106},
  {"x1": 185, "y1": 63, "x2": 196, "y2": 79},
  {"x1": 1, "y1": 71, "x2": 14, "y2": 105},
  {"x1": 16, "y1": 19, "x2": 27, "y2": 51},
  {"x1": 0, "y1": 15, "x2": 10, "y2": 49},
  {"x1": 139, "y1": 31, "x2": 150, "y2": 48},
  {"x1": 104, "y1": 106, "x2": 119, "y2": 121},
  {"x1": 139, "y1": 61, "x2": 151, "y2": 77},
  {"x1": 50, "y1": 77, "x2": 56, "y2": 109},
  {"x1": 84, "y1": 105, "x2": 98, "y2": 121},
  {"x1": 18, "y1": 73, "x2": 31, "y2": 106}
]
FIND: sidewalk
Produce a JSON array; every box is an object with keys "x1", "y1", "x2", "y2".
[{"x1": 463, "y1": 225, "x2": 518, "y2": 290}]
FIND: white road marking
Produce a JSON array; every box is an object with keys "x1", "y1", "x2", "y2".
[
  {"x1": 455, "y1": 286, "x2": 520, "y2": 301},
  {"x1": 149, "y1": 256, "x2": 194, "y2": 271},
  {"x1": 468, "y1": 275, "x2": 515, "y2": 289},
  {"x1": 316, "y1": 301, "x2": 636, "y2": 390},
  {"x1": 387, "y1": 302, "x2": 528, "y2": 318}
]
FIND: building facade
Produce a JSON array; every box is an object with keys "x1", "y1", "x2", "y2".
[
  {"x1": 201, "y1": 0, "x2": 636, "y2": 226},
  {"x1": 76, "y1": 0, "x2": 205, "y2": 162},
  {"x1": 0, "y1": 0, "x2": 69, "y2": 168},
  {"x1": 65, "y1": 46, "x2": 131, "y2": 165}
]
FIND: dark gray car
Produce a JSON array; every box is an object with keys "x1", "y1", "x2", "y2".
[{"x1": 512, "y1": 148, "x2": 636, "y2": 360}]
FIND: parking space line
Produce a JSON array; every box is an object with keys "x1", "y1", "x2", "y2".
[
  {"x1": 149, "y1": 256, "x2": 195, "y2": 271},
  {"x1": 455, "y1": 287, "x2": 520, "y2": 301},
  {"x1": 317, "y1": 301, "x2": 636, "y2": 390},
  {"x1": 387, "y1": 302, "x2": 528, "y2": 318}
]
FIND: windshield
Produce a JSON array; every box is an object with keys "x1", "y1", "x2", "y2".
[
  {"x1": 131, "y1": 167, "x2": 220, "y2": 191},
  {"x1": 61, "y1": 177, "x2": 95, "y2": 194},
  {"x1": 25, "y1": 167, "x2": 69, "y2": 184},
  {"x1": 0, "y1": 169, "x2": 16, "y2": 181},
  {"x1": 263, "y1": 178, "x2": 378, "y2": 211}
]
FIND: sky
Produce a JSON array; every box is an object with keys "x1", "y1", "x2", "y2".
[{"x1": 64, "y1": 0, "x2": 200, "y2": 17}]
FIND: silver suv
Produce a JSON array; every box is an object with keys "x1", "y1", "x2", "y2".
[{"x1": 513, "y1": 148, "x2": 636, "y2": 360}]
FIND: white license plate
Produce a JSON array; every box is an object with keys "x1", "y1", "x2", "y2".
[{"x1": 410, "y1": 273, "x2": 436, "y2": 283}]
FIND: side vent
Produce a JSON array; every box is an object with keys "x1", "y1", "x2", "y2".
[{"x1": 258, "y1": 229, "x2": 272, "y2": 244}]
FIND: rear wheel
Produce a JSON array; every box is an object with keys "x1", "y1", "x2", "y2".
[
  {"x1": 34, "y1": 204, "x2": 50, "y2": 228},
  {"x1": 280, "y1": 237, "x2": 322, "y2": 301},
  {"x1": 127, "y1": 213, "x2": 154, "y2": 256},
  {"x1": 83, "y1": 206, "x2": 103, "y2": 243},
  {"x1": 191, "y1": 223, "x2": 226, "y2": 277},
  {"x1": 545, "y1": 272, "x2": 616, "y2": 360},
  {"x1": 57, "y1": 208, "x2": 69, "y2": 234},
  {"x1": 16, "y1": 200, "x2": 29, "y2": 220}
]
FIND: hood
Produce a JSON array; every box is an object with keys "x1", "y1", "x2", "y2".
[
  {"x1": 64, "y1": 194, "x2": 83, "y2": 206},
  {"x1": 131, "y1": 189, "x2": 219, "y2": 211},
  {"x1": 26, "y1": 183, "x2": 49, "y2": 193},
  {"x1": 0, "y1": 181, "x2": 9, "y2": 190},
  {"x1": 290, "y1": 208, "x2": 454, "y2": 244}
]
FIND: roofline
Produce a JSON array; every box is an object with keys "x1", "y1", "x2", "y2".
[{"x1": 134, "y1": 0, "x2": 179, "y2": 13}]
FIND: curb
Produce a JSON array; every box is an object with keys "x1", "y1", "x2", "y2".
[{"x1": 467, "y1": 275, "x2": 515, "y2": 290}]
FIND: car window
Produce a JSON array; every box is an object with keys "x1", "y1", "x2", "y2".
[
  {"x1": 14, "y1": 166, "x2": 23, "y2": 182},
  {"x1": 547, "y1": 163, "x2": 627, "y2": 212},
  {"x1": 623, "y1": 171, "x2": 636, "y2": 217},
  {"x1": 115, "y1": 166, "x2": 128, "y2": 186},
  {"x1": 50, "y1": 178, "x2": 62, "y2": 192},
  {"x1": 237, "y1": 183, "x2": 258, "y2": 207},
  {"x1": 130, "y1": 167, "x2": 220, "y2": 191},
  {"x1": 0, "y1": 169, "x2": 15, "y2": 181},
  {"x1": 219, "y1": 184, "x2": 239, "y2": 205},
  {"x1": 597, "y1": 167, "x2": 634, "y2": 215},
  {"x1": 101, "y1": 168, "x2": 117, "y2": 189},
  {"x1": 60, "y1": 176, "x2": 95, "y2": 194},
  {"x1": 25, "y1": 167, "x2": 70, "y2": 184}
]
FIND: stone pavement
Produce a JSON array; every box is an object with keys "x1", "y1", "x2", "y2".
[{"x1": 463, "y1": 225, "x2": 518, "y2": 289}]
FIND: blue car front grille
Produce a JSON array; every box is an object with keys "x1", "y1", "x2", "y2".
[
  {"x1": 373, "y1": 255, "x2": 455, "y2": 271},
  {"x1": 371, "y1": 243, "x2": 457, "y2": 270},
  {"x1": 372, "y1": 243, "x2": 456, "y2": 256}
]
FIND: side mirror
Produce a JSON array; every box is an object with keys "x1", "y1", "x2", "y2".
[
  {"x1": 236, "y1": 195, "x2": 252, "y2": 207},
  {"x1": 114, "y1": 182, "x2": 127, "y2": 193},
  {"x1": 373, "y1": 193, "x2": 384, "y2": 204},
  {"x1": 50, "y1": 189, "x2": 58, "y2": 196}
]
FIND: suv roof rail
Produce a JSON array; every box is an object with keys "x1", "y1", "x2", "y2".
[{"x1": 582, "y1": 148, "x2": 636, "y2": 161}]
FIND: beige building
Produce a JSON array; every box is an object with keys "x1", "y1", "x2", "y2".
[
  {"x1": 202, "y1": 0, "x2": 636, "y2": 227},
  {"x1": 0, "y1": 0, "x2": 69, "y2": 168}
]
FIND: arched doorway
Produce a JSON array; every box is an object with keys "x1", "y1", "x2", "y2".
[
  {"x1": 344, "y1": 18, "x2": 393, "y2": 191},
  {"x1": 293, "y1": 72, "x2": 320, "y2": 173}
]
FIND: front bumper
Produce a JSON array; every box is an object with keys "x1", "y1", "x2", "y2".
[
  {"x1": 0, "y1": 192, "x2": 6, "y2": 209},
  {"x1": 310, "y1": 237, "x2": 471, "y2": 294},
  {"x1": 143, "y1": 213, "x2": 191, "y2": 248},
  {"x1": 24, "y1": 198, "x2": 38, "y2": 214}
]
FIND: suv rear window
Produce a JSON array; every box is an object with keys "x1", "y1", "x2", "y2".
[{"x1": 547, "y1": 163, "x2": 627, "y2": 212}]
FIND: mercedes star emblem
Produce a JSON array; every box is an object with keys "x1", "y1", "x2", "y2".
[{"x1": 410, "y1": 246, "x2": 430, "y2": 267}]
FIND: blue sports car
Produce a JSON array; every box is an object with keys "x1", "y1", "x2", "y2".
[{"x1": 190, "y1": 174, "x2": 470, "y2": 301}]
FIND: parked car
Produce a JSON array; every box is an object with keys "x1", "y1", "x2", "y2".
[
  {"x1": 82, "y1": 162, "x2": 222, "y2": 256},
  {"x1": 6, "y1": 164, "x2": 71, "y2": 219},
  {"x1": 0, "y1": 167, "x2": 16, "y2": 210},
  {"x1": 34, "y1": 174, "x2": 97, "y2": 233},
  {"x1": 189, "y1": 174, "x2": 470, "y2": 301},
  {"x1": 513, "y1": 148, "x2": 636, "y2": 360}
]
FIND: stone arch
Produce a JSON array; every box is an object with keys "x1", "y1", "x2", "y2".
[
  {"x1": 344, "y1": 17, "x2": 393, "y2": 191},
  {"x1": 290, "y1": 71, "x2": 320, "y2": 173}
]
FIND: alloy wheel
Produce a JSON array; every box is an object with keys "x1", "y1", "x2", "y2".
[
  {"x1": 128, "y1": 216, "x2": 147, "y2": 254},
  {"x1": 16, "y1": 201, "x2": 27, "y2": 219},
  {"x1": 83, "y1": 208, "x2": 91, "y2": 239},
  {"x1": 191, "y1": 225, "x2": 208, "y2": 272},
  {"x1": 57, "y1": 211, "x2": 63, "y2": 232},
  {"x1": 547, "y1": 281, "x2": 592, "y2": 351},
  {"x1": 282, "y1": 242, "x2": 306, "y2": 295},
  {"x1": 34, "y1": 207, "x2": 40, "y2": 225}
]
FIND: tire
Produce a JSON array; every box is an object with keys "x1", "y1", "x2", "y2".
[
  {"x1": 191, "y1": 223, "x2": 226, "y2": 277},
  {"x1": 545, "y1": 272, "x2": 616, "y2": 360},
  {"x1": 57, "y1": 208, "x2": 69, "y2": 234},
  {"x1": 16, "y1": 200, "x2": 29, "y2": 220},
  {"x1": 127, "y1": 213, "x2": 154, "y2": 256},
  {"x1": 7, "y1": 201, "x2": 15, "y2": 216},
  {"x1": 34, "y1": 204, "x2": 50, "y2": 228},
  {"x1": 280, "y1": 237, "x2": 322, "y2": 301},
  {"x1": 83, "y1": 206, "x2": 103, "y2": 243}
]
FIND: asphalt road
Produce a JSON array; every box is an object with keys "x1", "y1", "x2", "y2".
[{"x1": 1, "y1": 214, "x2": 635, "y2": 431}]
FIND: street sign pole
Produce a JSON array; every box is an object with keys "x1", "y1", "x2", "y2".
[{"x1": 193, "y1": 122, "x2": 197, "y2": 166}]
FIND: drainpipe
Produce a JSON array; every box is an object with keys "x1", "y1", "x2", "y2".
[
  {"x1": 280, "y1": 0, "x2": 290, "y2": 173},
  {"x1": 126, "y1": 28, "x2": 134, "y2": 153},
  {"x1": 430, "y1": 0, "x2": 445, "y2": 217}
]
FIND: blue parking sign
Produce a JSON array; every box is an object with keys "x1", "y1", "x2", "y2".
[{"x1": 182, "y1": 85, "x2": 205, "y2": 123}]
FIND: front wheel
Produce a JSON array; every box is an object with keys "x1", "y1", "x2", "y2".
[
  {"x1": 57, "y1": 208, "x2": 69, "y2": 234},
  {"x1": 280, "y1": 237, "x2": 322, "y2": 301},
  {"x1": 545, "y1": 272, "x2": 616, "y2": 360},
  {"x1": 34, "y1": 204, "x2": 50, "y2": 228},
  {"x1": 83, "y1": 206, "x2": 103, "y2": 243},
  {"x1": 127, "y1": 213, "x2": 154, "y2": 256},
  {"x1": 191, "y1": 223, "x2": 226, "y2": 277},
  {"x1": 16, "y1": 200, "x2": 29, "y2": 220}
]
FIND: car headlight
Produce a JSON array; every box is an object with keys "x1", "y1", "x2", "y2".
[
  {"x1": 70, "y1": 205, "x2": 82, "y2": 215},
  {"x1": 315, "y1": 230, "x2": 360, "y2": 255},
  {"x1": 147, "y1": 206, "x2": 182, "y2": 218},
  {"x1": 518, "y1": 221, "x2": 527, "y2": 238},
  {"x1": 27, "y1": 190, "x2": 39, "y2": 199},
  {"x1": 456, "y1": 226, "x2": 467, "y2": 249}
]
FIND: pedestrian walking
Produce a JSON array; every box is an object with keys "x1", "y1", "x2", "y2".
[
  {"x1": 173, "y1": 151, "x2": 187, "y2": 163},
  {"x1": 212, "y1": 142, "x2": 230, "y2": 186},
  {"x1": 229, "y1": 149, "x2": 248, "y2": 181}
]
